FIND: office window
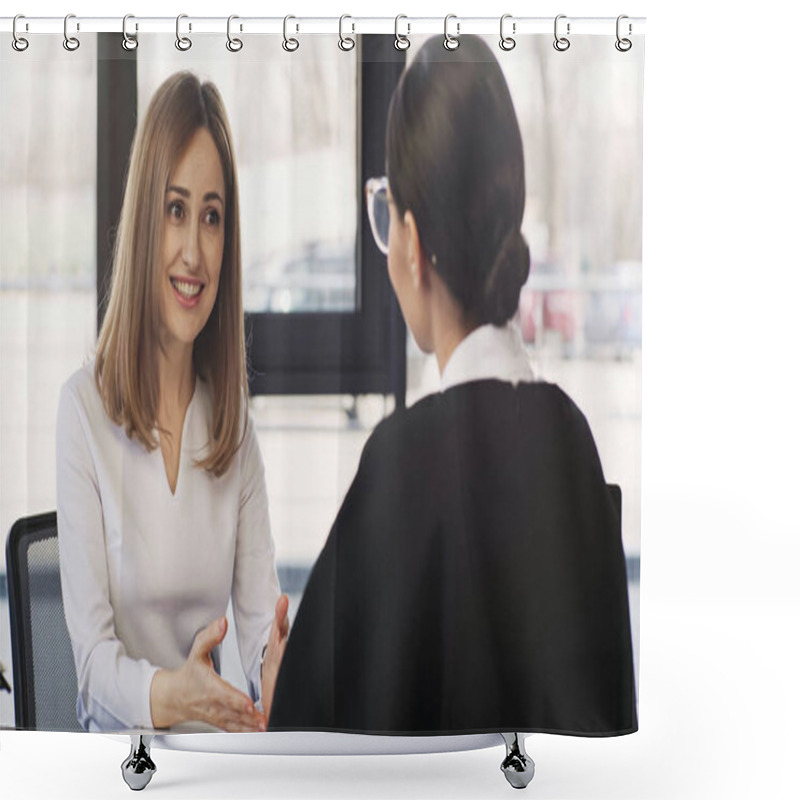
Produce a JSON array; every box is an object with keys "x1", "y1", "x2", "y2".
[
  {"x1": 0, "y1": 35, "x2": 98, "y2": 725},
  {"x1": 0, "y1": 36, "x2": 97, "y2": 565}
]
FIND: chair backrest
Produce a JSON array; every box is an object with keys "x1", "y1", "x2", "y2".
[{"x1": 5, "y1": 512, "x2": 81, "y2": 731}]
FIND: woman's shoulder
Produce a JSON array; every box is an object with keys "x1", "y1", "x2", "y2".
[
  {"x1": 367, "y1": 392, "x2": 445, "y2": 455},
  {"x1": 59, "y1": 360, "x2": 102, "y2": 416},
  {"x1": 432, "y1": 379, "x2": 597, "y2": 457},
  {"x1": 57, "y1": 359, "x2": 119, "y2": 453},
  {"x1": 446, "y1": 377, "x2": 586, "y2": 421},
  {"x1": 519, "y1": 379, "x2": 592, "y2": 430},
  {"x1": 364, "y1": 379, "x2": 567, "y2": 435},
  {"x1": 518, "y1": 378, "x2": 584, "y2": 412},
  {"x1": 357, "y1": 380, "x2": 592, "y2": 472}
]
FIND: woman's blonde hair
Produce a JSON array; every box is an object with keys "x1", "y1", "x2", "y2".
[{"x1": 95, "y1": 71, "x2": 246, "y2": 476}]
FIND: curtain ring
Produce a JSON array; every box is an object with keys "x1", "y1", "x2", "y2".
[
  {"x1": 394, "y1": 15, "x2": 410, "y2": 51},
  {"x1": 553, "y1": 14, "x2": 570, "y2": 52},
  {"x1": 12, "y1": 15, "x2": 29, "y2": 52},
  {"x1": 338, "y1": 14, "x2": 355, "y2": 51},
  {"x1": 499, "y1": 14, "x2": 516, "y2": 51},
  {"x1": 283, "y1": 15, "x2": 299, "y2": 52},
  {"x1": 63, "y1": 13, "x2": 80, "y2": 51},
  {"x1": 226, "y1": 15, "x2": 243, "y2": 52},
  {"x1": 121, "y1": 14, "x2": 138, "y2": 51},
  {"x1": 175, "y1": 14, "x2": 192, "y2": 51},
  {"x1": 443, "y1": 14, "x2": 460, "y2": 51},
  {"x1": 615, "y1": 15, "x2": 632, "y2": 52}
]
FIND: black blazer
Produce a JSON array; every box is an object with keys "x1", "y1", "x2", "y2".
[{"x1": 269, "y1": 380, "x2": 637, "y2": 736}]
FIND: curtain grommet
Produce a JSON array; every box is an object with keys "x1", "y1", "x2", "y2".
[
  {"x1": 500, "y1": 14, "x2": 516, "y2": 51},
  {"x1": 443, "y1": 13, "x2": 460, "y2": 51},
  {"x1": 121, "y1": 14, "x2": 138, "y2": 51},
  {"x1": 553, "y1": 14, "x2": 570, "y2": 52},
  {"x1": 175, "y1": 14, "x2": 192, "y2": 51},
  {"x1": 615, "y1": 15, "x2": 633, "y2": 52},
  {"x1": 283, "y1": 15, "x2": 299, "y2": 52},
  {"x1": 226, "y1": 15, "x2": 243, "y2": 52},
  {"x1": 63, "y1": 13, "x2": 80, "y2": 52},
  {"x1": 12, "y1": 14, "x2": 29, "y2": 52},
  {"x1": 394, "y1": 14, "x2": 411, "y2": 51},
  {"x1": 338, "y1": 14, "x2": 355, "y2": 51}
]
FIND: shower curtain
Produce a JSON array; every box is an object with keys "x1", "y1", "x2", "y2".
[{"x1": 0, "y1": 21, "x2": 644, "y2": 741}]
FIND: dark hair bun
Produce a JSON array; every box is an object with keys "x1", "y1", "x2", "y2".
[
  {"x1": 481, "y1": 229, "x2": 530, "y2": 326},
  {"x1": 386, "y1": 36, "x2": 528, "y2": 328}
]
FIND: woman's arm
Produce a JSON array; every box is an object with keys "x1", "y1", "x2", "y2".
[{"x1": 56, "y1": 381, "x2": 159, "y2": 730}]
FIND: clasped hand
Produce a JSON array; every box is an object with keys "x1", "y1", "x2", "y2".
[{"x1": 150, "y1": 597, "x2": 289, "y2": 732}]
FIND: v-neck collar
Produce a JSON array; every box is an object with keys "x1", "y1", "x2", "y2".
[{"x1": 155, "y1": 380, "x2": 198, "y2": 498}]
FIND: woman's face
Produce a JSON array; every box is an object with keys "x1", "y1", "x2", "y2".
[
  {"x1": 386, "y1": 183, "x2": 432, "y2": 352},
  {"x1": 159, "y1": 127, "x2": 225, "y2": 354}
]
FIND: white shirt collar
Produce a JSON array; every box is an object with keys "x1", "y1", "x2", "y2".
[{"x1": 440, "y1": 321, "x2": 535, "y2": 392}]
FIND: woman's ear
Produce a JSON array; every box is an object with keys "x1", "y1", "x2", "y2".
[{"x1": 403, "y1": 210, "x2": 428, "y2": 290}]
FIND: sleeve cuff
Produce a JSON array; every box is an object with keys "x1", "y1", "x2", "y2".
[{"x1": 138, "y1": 663, "x2": 161, "y2": 730}]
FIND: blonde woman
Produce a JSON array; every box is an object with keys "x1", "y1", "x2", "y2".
[{"x1": 56, "y1": 72, "x2": 288, "y2": 733}]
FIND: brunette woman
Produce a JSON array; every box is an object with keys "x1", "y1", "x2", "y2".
[{"x1": 268, "y1": 37, "x2": 636, "y2": 737}]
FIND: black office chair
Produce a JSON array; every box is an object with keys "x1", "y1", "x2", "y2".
[{"x1": 5, "y1": 511, "x2": 81, "y2": 731}]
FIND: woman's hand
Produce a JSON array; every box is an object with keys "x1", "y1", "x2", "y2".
[
  {"x1": 150, "y1": 616, "x2": 267, "y2": 732},
  {"x1": 260, "y1": 594, "x2": 290, "y2": 725}
]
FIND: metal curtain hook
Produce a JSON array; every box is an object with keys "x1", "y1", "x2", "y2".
[
  {"x1": 122, "y1": 14, "x2": 138, "y2": 51},
  {"x1": 500, "y1": 14, "x2": 516, "y2": 51},
  {"x1": 63, "y1": 13, "x2": 80, "y2": 51},
  {"x1": 175, "y1": 14, "x2": 192, "y2": 51},
  {"x1": 338, "y1": 14, "x2": 355, "y2": 51},
  {"x1": 443, "y1": 13, "x2": 460, "y2": 51},
  {"x1": 283, "y1": 15, "x2": 299, "y2": 52},
  {"x1": 394, "y1": 14, "x2": 410, "y2": 51},
  {"x1": 12, "y1": 14, "x2": 29, "y2": 52},
  {"x1": 615, "y1": 14, "x2": 632, "y2": 52},
  {"x1": 227, "y1": 15, "x2": 243, "y2": 52},
  {"x1": 553, "y1": 14, "x2": 570, "y2": 52}
]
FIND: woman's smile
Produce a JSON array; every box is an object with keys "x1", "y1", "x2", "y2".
[{"x1": 169, "y1": 276, "x2": 205, "y2": 308}]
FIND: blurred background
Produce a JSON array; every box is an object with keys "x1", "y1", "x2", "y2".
[{"x1": 0, "y1": 33, "x2": 642, "y2": 726}]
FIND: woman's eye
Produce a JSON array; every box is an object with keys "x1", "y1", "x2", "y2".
[
  {"x1": 167, "y1": 200, "x2": 183, "y2": 220},
  {"x1": 205, "y1": 208, "x2": 221, "y2": 227}
]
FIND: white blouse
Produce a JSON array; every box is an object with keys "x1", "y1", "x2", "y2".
[
  {"x1": 56, "y1": 364, "x2": 280, "y2": 732},
  {"x1": 440, "y1": 321, "x2": 535, "y2": 390}
]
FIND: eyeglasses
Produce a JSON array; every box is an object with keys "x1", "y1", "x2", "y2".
[{"x1": 365, "y1": 176, "x2": 390, "y2": 255}]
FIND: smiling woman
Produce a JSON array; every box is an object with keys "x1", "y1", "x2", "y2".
[
  {"x1": 161, "y1": 131, "x2": 224, "y2": 329},
  {"x1": 95, "y1": 75, "x2": 243, "y2": 477},
  {"x1": 55, "y1": 72, "x2": 288, "y2": 734}
]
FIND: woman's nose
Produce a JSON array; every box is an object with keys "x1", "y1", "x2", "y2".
[{"x1": 181, "y1": 220, "x2": 201, "y2": 270}]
